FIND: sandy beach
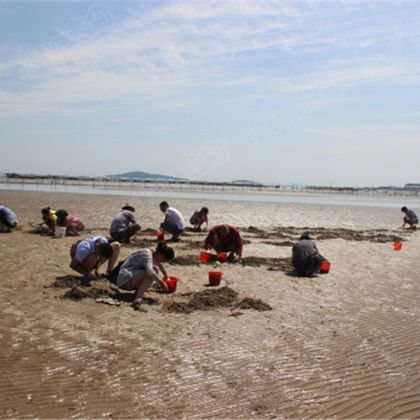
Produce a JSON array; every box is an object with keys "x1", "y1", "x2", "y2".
[{"x1": 1, "y1": 188, "x2": 419, "y2": 419}]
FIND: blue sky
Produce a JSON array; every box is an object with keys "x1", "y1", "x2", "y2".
[{"x1": 1, "y1": 1, "x2": 419, "y2": 187}]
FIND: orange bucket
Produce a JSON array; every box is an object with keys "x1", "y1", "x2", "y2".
[
  {"x1": 200, "y1": 250, "x2": 211, "y2": 263},
  {"x1": 319, "y1": 261, "x2": 330, "y2": 274},
  {"x1": 157, "y1": 231, "x2": 165, "y2": 240},
  {"x1": 394, "y1": 242, "x2": 402, "y2": 251},
  {"x1": 217, "y1": 252, "x2": 227, "y2": 262},
  {"x1": 208, "y1": 270, "x2": 222, "y2": 286},
  {"x1": 162, "y1": 276, "x2": 178, "y2": 293}
]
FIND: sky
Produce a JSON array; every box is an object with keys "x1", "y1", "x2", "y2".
[{"x1": 1, "y1": 0, "x2": 419, "y2": 187}]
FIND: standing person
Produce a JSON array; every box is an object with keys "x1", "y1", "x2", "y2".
[
  {"x1": 401, "y1": 206, "x2": 418, "y2": 230},
  {"x1": 204, "y1": 224, "x2": 243, "y2": 262},
  {"x1": 110, "y1": 204, "x2": 141, "y2": 243},
  {"x1": 0, "y1": 205, "x2": 18, "y2": 232},
  {"x1": 292, "y1": 232, "x2": 325, "y2": 277},
  {"x1": 189, "y1": 207, "x2": 209, "y2": 231},
  {"x1": 116, "y1": 242, "x2": 175, "y2": 310},
  {"x1": 159, "y1": 201, "x2": 185, "y2": 242},
  {"x1": 70, "y1": 236, "x2": 120, "y2": 281}
]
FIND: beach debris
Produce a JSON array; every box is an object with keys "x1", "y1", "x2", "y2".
[{"x1": 95, "y1": 297, "x2": 121, "y2": 306}]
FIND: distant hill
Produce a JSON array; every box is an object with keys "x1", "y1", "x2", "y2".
[{"x1": 107, "y1": 171, "x2": 188, "y2": 182}]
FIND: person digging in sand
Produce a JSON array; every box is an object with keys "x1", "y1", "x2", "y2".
[
  {"x1": 62, "y1": 213, "x2": 85, "y2": 236},
  {"x1": 40, "y1": 207, "x2": 58, "y2": 235},
  {"x1": 159, "y1": 201, "x2": 185, "y2": 242},
  {"x1": 204, "y1": 224, "x2": 243, "y2": 262},
  {"x1": 189, "y1": 206, "x2": 209, "y2": 231},
  {"x1": 70, "y1": 235, "x2": 120, "y2": 283},
  {"x1": 110, "y1": 204, "x2": 141, "y2": 243},
  {"x1": 116, "y1": 242, "x2": 174, "y2": 310},
  {"x1": 292, "y1": 232, "x2": 326, "y2": 277},
  {"x1": 0, "y1": 205, "x2": 18, "y2": 232},
  {"x1": 401, "y1": 206, "x2": 418, "y2": 230}
]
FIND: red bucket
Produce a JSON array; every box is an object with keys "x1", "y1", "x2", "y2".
[
  {"x1": 200, "y1": 250, "x2": 211, "y2": 263},
  {"x1": 394, "y1": 242, "x2": 402, "y2": 251},
  {"x1": 217, "y1": 252, "x2": 227, "y2": 262},
  {"x1": 157, "y1": 231, "x2": 165, "y2": 240},
  {"x1": 319, "y1": 261, "x2": 330, "y2": 274},
  {"x1": 162, "y1": 276, "x2": 178, "y2": 293},
  {"x1": 208, "y1": 270, "x2": 222, "y2": 286}
]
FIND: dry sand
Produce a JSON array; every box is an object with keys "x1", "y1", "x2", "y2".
[{"x1": 1, "y1": 189, "x2": 419, "y2": 419}]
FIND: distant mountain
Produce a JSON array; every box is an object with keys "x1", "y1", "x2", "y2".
[{"x1": 107, "y1": 171, "x2": 188, "y2": 182}]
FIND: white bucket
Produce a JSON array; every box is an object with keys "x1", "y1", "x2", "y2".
[{"x1": 55, "y1": 226, "x2": 67, "y2": 238}]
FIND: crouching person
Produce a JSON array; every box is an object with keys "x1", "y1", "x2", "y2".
[
  {"x1": 292, "y1": 232, "x2": 325, "y2": 277},
  {"x1": 116, "y1": 242, "x2": 174, "y2": 310},
  {"x1": 70, "y1": 236, "x2": 120, "y2": 282}
]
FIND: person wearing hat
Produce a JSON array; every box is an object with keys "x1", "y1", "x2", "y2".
[
  {"x1": 292, "y1": 232, "x2": 326, "y2": 277},
  {"x1": 110, "y1": 204, "x2": 141, "y2": 243}
]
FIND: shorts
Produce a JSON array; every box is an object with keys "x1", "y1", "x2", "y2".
[
  {"x1": 117, "y1": 266, "x2": 144, "y2": 288},
  {"x1": 70, "y1": 240, "x2": 82, "y2": 259},
  {"x1": 111, "y1": 224, "x2": 139, "y2": 242},
  {"x1": 160, "y1": 222, "x2": 184, "y2": 234}
]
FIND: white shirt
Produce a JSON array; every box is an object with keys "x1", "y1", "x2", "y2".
[{"x1": 166, "y1": 207, "x2": 185, "y2": 230}]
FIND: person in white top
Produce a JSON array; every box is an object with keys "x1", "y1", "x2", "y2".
[
  {"x1": 159, "y1": 201, "x2": 185, "y2": 242},
  {"x1": 69, "y1": 236, "x2": 120, "y2": 282}
]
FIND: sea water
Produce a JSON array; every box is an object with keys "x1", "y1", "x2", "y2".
[{"x1": 1, "y1": 181, "x2": 419, "y2": 230}]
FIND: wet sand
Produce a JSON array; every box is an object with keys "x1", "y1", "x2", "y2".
[{"x1": 1, "y1": 189, "x2": 420, "y2": 419}]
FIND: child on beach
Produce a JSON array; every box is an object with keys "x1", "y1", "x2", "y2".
[
  {"x1": 70, "y1": 236, "x2": 120, "y2": 282},
  {"x1": 159, "y1": 201, "x2": 185, "y2": 242},
  {"x1": 63, "y1": 214, "x2": 85, "y2": 236},
  {"x1": 116, "y1": 242, "x2": 174, "y2": 310},
  {"x1": 204, "y1": 224, "x2": 243, "y2": 262},
  {"x1": 41, "y1": 207, "x2": 68, "y2": 235},
  {"x1": 0, "y1": 205, "x2": 18, "y2": 232},
  {"x1": 189, "y1": 207, "x2": 209, "y2": 231},
  {"x1": 292, "y1": 232, "x2": 326, "y2": 277},
  {"x1": 41, "y1": 207, "x2": 57, "y2": 235},
  {"x1": 401, "y1": 206, "x2": 418, "y2": 230},
  {"x1": 55, "y1": 209, "x2": 84, "y2": 236}
]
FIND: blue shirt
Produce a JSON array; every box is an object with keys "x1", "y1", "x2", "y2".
[{"x1": 0, "y1": 205, "x2": 18, "y2": 223}]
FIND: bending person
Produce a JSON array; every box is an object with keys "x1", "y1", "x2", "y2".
[
  {"x1": 110, "y1": 204, "x2": 141, "y2": 243},
  {"x1": 204, "y1": 224, "x2": 243, "y2": 262},
  {"x1": 292, "y1": 232, "x2": 325, "y2": 277},
  {"x1": 189, "y1": 207, "x2": 209, "y2": 231},
  {"x1": 159, "y1": 201, "x2": 185, "y2": 242},
  {"x1": 64, "y1": 214, "x2": 85, "y2": 236},
  {"x1": 55, "y1": 209, "x2": 84, "y2": 236},
  {"x1": 70, "y1": 236, "x2": 120, "y2": 281},
  {"x1": 41, "y1": 207, "x2": 57, "y2": 235},
  {"x1": 401, "y1": 206, "x2": 418, "y2": 230},
  {"x1": 0, "y1": 205, "x2": 18, "y2": 232},
  {"x1": 116, "y1": 242, "x2": 175, "y2": 310}
]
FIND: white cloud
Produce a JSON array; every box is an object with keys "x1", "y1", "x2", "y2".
[{"x1": 1, "y1": 1, "x2": 420, "y2": 118}]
